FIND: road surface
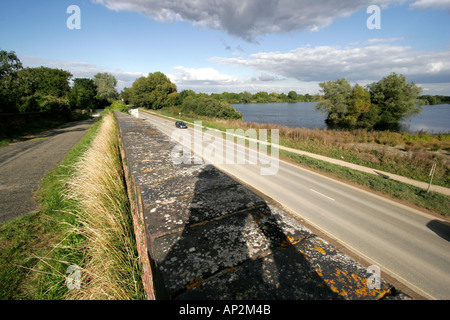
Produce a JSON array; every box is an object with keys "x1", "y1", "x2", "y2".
[
  {"x1": 139, "y1": 110, "x2": 450, "y2": 300},
  {"x1": 0, "y1": 119, "x2": 95, "y2": 223}
]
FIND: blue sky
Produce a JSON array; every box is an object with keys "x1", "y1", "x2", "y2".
[{"x1": 1, "y1": 0, "x2": 449, "y2": 94}]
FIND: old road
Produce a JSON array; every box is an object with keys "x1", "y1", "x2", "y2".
[
  {"x1": 0, "y1": 118, "x2": 96, "y2": 224},
  {"x1": 139, "y1": 110, "x2": 450, "y2": 300}
]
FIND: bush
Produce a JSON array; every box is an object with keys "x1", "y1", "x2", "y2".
[
  {"x1": 180, "y1": 96, "x2": 242, "y2": 120},
  {"x1": 106, "y1": 100, "x2": 128, "y2": 113}
]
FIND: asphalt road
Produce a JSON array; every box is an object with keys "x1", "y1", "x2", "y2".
[
  {"x1": 0, "y1": 118, "x2": 95, "y2": 224},
  {"x1": 140, "y1": 111, "x2": 450, "y2": 300}
]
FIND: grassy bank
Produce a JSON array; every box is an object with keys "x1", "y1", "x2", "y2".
[
  {"x1": 0, "y1": 111, "x2": 144, "y2": 300},
  {"x1": 64, "y1": 111, "x2": 144, "y2": 300}
]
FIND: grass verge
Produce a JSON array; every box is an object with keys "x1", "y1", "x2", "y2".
[
  {"x1": 281, "y1": 150, "x2": 449, "y2": 217},
  {"x1": 0, "y1": 111, "x2": 145, "y2": 300},
  {"x1": 64, "y1": 111, "x2": 144, "y2": 300}
]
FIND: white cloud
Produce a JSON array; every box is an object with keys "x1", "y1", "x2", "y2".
[
  {"x1": 94, "y1": 0, "x2": 405, "y2": 41},
  {"x1": 210, "y1": 44, "x2": 450, "y2": 84},
  {"x1": 169, "y1": 66, "x2": 307, "y2": 93},
  {"x1": 410, "y1": 0, "x2": 450, "y2": 10},
  {"x1": 170, "y1": 66, "x2": 240, "y2": 85},
  {"x1": 365, "y1": 37, "x2": 404, "y2": 44}
]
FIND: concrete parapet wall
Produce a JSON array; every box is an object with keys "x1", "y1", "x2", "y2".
[{"x1": 114, "y1": 111, "x2": 410, "y2": 300}]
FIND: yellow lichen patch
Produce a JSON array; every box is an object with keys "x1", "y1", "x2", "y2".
[
  {"x1": 281, "y1": 236, "x2": 298, "y2": 248},
  {"x1": 314, "y1": 246, "x2": 326, "y2": 254},
  {"x1": 186, "y1": 277, "x2": 203, "y2": 290},
  {"x1": 319, "y1": 268, "x2": 391, "y2": 300},
  {"x1": 143, "y1": 168, "x2": 153, "y2": 173},
  {"x1": 315, "y1": 268, "x2": 323, "y2": 277}
]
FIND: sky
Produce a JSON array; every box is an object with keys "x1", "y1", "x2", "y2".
[{"x1": 0, "y1": 0, "x2": 449, "y2": 95}]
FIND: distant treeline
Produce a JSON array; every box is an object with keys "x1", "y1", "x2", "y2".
[
  {"x1": 419, "y1": 95, "x2": 450, "y2": 105},
  {"x1": 207, "y1": 91, "x2": 321, "y2": 104}
]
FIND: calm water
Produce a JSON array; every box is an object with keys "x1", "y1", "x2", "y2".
[{"x1": 231, "y1": 102, "x2": 450, "y2": 133}]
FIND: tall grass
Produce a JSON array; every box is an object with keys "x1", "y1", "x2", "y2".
[{"x1": 64, "y1": 112, "x2": 144, "y2": 300}]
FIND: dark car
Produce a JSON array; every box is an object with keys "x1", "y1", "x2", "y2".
[{"x1": 175, "y1": 121, "x2": 188, "y2": 129}]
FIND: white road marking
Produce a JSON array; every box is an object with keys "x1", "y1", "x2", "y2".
[{"x1": 309, "y1": 188, "x2": 335, "y2": 201}]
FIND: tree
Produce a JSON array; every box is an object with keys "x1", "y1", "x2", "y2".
[
  {"x1": 288, "y1": 91, "x2": 298, "y2": 101},
  {"x1": 176, "y1": 89, "x2": 196, "y2": 105},
  {"x1": 367, "y1": 73, "x2": 423, "y2": 127},
  {"x1": 344, "y1": 84, "x2": 372, "y2": 126},
  {"x1": 16, "y1": 67, "x2": 72, "y2": 116},
  {"x1": 120, "y1": 87, "x2": 134, "y2": 104},
  {"x1": 315, "y1": 78, "x2": 352, "y2": 125},
  {"x1": 0, "y1": 50, "x2": 23, "y2": 113},
  {"x1": 316, "y1": 74, "x2": 424, "y2": 129},
  {"x1": 130, "y1": 72, "x2": 177, "y2": 109},
  {"x1": 253, "y1": 91, "x2": 270, "y2": 103},
  {"x1": 240, "y1": 91, "x2": 252, "y2": 103},
  {"x1": 69, "y1": 78, "x2": 97, "y2": 110},
  {"x1": 93, "y1": 72, "x2": 118, "y2": 106}
]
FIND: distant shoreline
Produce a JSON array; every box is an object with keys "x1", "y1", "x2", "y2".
[{"x1": 231, "y1": 102, "x2": 450, "y2": 134}]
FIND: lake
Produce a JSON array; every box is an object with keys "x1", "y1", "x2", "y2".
[{"x1": 231, "y1": 102, "x2": 450, "y2": 133}]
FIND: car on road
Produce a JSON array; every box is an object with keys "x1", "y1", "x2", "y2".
[{"x1": 175, "y1": 121, "x2": 188, "y2": 129}]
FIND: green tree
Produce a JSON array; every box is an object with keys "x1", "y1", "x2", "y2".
[
  {"x1": 93, "y1": 72, "x2": 119, "y2": 106},
  {"x1": 120, "y1": 87, "x2": 134, "y2": 104},
  {"x1": 288, "y1": 91, "x2": 298, "y2": 101},
  {"x1": 315, "y1": 78, "x2": 352, "y2": 125},
  {"x1": 304, "y1": 93, "x2": 312, "y2": 102},
  {"x1": 69, "y1": 78, "x2": 97, "y2": 111},
  {"x1": 176, "y1": 89, "x2": 196, "y2": 105},
  {"x1": 253, "y1": 91, "x2": 270, "y2": 103},
  {"x1": 130, "y1": 72, "x2": 177, "y2": 109},
  {"x1": 368, "y1": 73, "x2": 423, "y2": 127},
  {"x1": 240, "y1": 91, "x2": 252, "y2": 103},
  {"x1": 344, "y1": 84, "x2": 372, "y2": 126},
  {"x1": 16, "y1": 67, "x2": 72, "y2": 116},
  {"x1": 0, "y1": 50, "x2": 23, "y2": 113}
]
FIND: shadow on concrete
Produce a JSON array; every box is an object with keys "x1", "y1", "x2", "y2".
[
  {"x1": 154, "y1": 164, "x2": 342, "y2": 300},
  {"x1": 427, "y1": 219, "x2": 450, "y2": 241}
]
